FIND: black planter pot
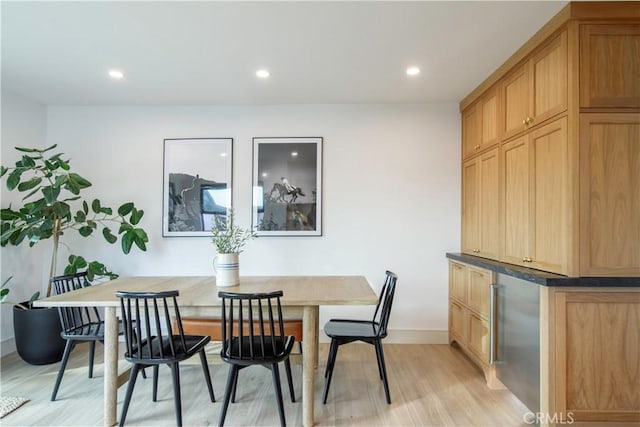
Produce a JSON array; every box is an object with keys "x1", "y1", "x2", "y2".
[{"x1": 13, "y1": 303, "x2": 65, "y2": 365}]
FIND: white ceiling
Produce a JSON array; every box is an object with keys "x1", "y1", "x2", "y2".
[{"x1": 1, "y1": 1, "x2": 568, "y2": 106}]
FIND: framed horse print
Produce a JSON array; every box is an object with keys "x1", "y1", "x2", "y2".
[
  {"x1": 163, "y1": 137, "x2": 233, "y2": 237},
  {"x1": 252, "y1": 137, "x2": 322, "y2": 236}
]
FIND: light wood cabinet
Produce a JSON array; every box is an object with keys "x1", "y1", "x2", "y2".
[
  {"x1": 462, "y1": 87, "x2": 500, "y2": 159},
  {"x1": 546, "y1": 288, "x2": 640, "y2": 422},
  {"x1": 467, "y1": 313, "x2": 490, "y2": 363},
  {"x1": 579, "y1": 114, "x2": 640, "y2": 276},
  {"x1": 501, "y1": 117, "x2": 569, "y2": 274},
  {"x1": 580, "y1": 24, "x2": 640, "y2": 108},
  {"x1": 448, "y1": 261, "x2": 497, "y2": 386},
  {"x1": 461, "y1": 148, "x2": 499, "y2": 259},
  {"x1": 502, "y1": 31, "x2": 568, "y2": 140},
  {"x1": 461, "y1": 3, "x2": 639, "y2": 277}
]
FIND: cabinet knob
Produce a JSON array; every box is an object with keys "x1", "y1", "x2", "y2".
[
  {"x1": 526, "y1": 117, "x2": 532, "y2": 125},
  {"x1": 522, "y1": 119, "x2": 527, "y2": 125},
  {"x1": 475, "y1": 145, "x2": 480, "y2": 150}
]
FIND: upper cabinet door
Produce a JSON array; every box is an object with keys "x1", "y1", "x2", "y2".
[
  {"x1": 462, "y1": 102, "x2": 482, "y2": 159},
  {"x1": 580, "y1": 24, "x2": 640, "y2": 108},
  {"x1": 502, "y1": 31, "x2": 568, "y2": 141},
  {"x1": 531, "y1": 31, "x2": 568, "y2": 125},
  {"x1": 481, "y1": 88, "x2": 500, "y2": 148},
  {"x1": 502, "y1": 64, "x2": 531, "y2": 140}
]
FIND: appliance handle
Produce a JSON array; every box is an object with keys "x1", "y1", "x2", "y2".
[{"x1": 489, "y1": 283, "x2": 498, "y2": 364}]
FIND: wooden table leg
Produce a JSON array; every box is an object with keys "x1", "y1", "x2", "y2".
[
  {"x1": 104, "y1": 307, "x2": 118, "y2": 427},
  {"x1": 303, "y1": 306, "x2": 319, "y2": 427}
]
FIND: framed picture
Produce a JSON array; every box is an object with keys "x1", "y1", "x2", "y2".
[
  {"x1": 252, "y1": 137, "x2": 322, "y2": 236},
  {"x1": 163, "y1": 138, "x2": 233, "y2": 237}
]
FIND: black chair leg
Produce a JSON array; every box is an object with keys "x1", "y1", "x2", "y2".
[
  {"x1": 298, "y1": 341, "x2": 303, "y2": 354},
  {"x1": 324, "y1": 339, "x2": 337, "y2": 378},
  {"x1": 152, "y1": 365, "x2": 159, "y2": 402},
  {"x1": 271, "y1": 363, "x2": 286, "y2": 427},
  {"x1": 199, "y1": 349, "x2": 215, "y2": 402},
  {"x1": 284, "y1": 358, "x2": 295, "y2": 402},
  {"x1": 231, "y1": 368, "x2": 239, "y2": 403},
  {"x1": 119, "y1": 364, "x2": 141, "y2": 426},
  {"x1": 219, "y1": 365, "x2": 239, "y2": 427},
  {"x1": 88, "y1": 341, "x2": 96, "y2": 378},
  {"x1": 375, "y1": 340, "x2": 391, "y2": 404},
  {"x1": 141, "y1": 368, "x2": 147, "y2": 379},
  {"x1": 322, "y1": 340, "x2": 339, "y2": 404},
  {"x1": 374, "y1": 340, "x2": 384, "y2": 380},
  {"x1": 169, "y1": 363, "x2": 183, "y2": 427},
  {"x1": 51, "y1": 340, "x2": 74, "y2": 401}
]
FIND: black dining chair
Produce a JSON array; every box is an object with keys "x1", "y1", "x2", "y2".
[
  {"x1": 50, "y1": 272, "x2": 147, "y2": 401},
  {"x1": 116, "y1": 290, "x2": 215, "y2": 427},
  {"x1": 218, "y1": 290, "x2": 296, "y2": 427},
  {"x1": 322, "y1": 270, "x2": 397, "y2": 404}
]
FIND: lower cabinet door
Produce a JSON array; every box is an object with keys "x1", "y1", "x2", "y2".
[
  {"x1": 449, "y1": 301, "x2": 467, "y2": 345},
  {"x1": 467, "y1": 313, "x2": 490, "y2": 364}
]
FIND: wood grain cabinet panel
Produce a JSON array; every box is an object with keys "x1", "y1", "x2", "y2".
[
  {"x1": 501, "y1": 117, "x2": 569, "y2": 274},
  {"x1": 449, "y1": 300, "x2": 466, "y2": 345},
  {"x1": 501, "y1": 135, "x2": 530, "y2": 266},
  {"x1": 554, "y1": 291, "x2": 640, "y2": 422},
  {"x1": 580, "y1": 24, "x2": 640, "y2": 108},
  {"x1": 462, "y1": 148, "x2": 499, "y2": 259},
  {"x1": 502, "y1": 31, "x2": 567, "y2": 140},
  {"x1": 449, "y1": 261, "x2": 468, "y2": 303},
  {"x1": 467, "y1": 313, "x2": 490, "y2": 364},
  {"x1": 579, "y1": 114, "x2": 640, "y2": 276},
  {"x1": 467, "y1": 267, "x2": 491, "y2": 317},
  {"x1": 462, "y1": 87, "x2": 500, "y2": 160}
]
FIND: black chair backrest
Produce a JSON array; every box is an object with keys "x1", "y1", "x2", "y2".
[
  {"x1": 218, "y1": 290, "x2": 287, "y2": 362},
  {"x1": 116, "y1": 290, "x2": 187, "y2": 363},
  {"x1": 51, "y1": 272, "x2": 102, "y2": 333},
  {"x1": 372, "y1": 270, "x2": 397, "y2": 338}
]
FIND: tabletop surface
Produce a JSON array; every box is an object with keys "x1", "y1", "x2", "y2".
[{"x1": 34, "y1": 275, "x2": 378, "y2": 307}]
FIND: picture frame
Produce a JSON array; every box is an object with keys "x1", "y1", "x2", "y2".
[
  {"x1": 163, "y1": 138, "x2": 233, "y2": 237},
  {"x1": 252, "y1": 137, "x2": 323, "y2": 236}
]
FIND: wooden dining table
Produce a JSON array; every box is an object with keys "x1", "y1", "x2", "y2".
[{"x1": 34, "y1": 275, "x2": 377, "y2": 426}]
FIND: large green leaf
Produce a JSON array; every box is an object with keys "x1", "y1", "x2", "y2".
[
  {"x1": 17, "y1": 177, "x2": 42, "y2": 192},
  {"x1": 121, "y1": 231, "x2": 134, "y2": 254},
  {"x1": 130, "y1": 208, "x2": 144, "y2": 225},
  {"x1": 91, "y1": 199, "x2": 101, "y2": 214},
  {"x1": 102, "y1": 227, "x2": 117, "y2": 244},
  {"x1": 79, "y1": 226, "x2": 93, "y2": 237},
  {"x1": 118, "y1": 202, "x2": 134, "y2": 216},
  {"x1": 6, "y1": 170, "x2": 22, "y2": 191},
  {"x1": 74, "y1": 210, "x2": 86, "y2": 222},
  {"x1": 0, "y1": 166, "x2": 8, "y2": 177},
  {"x1": 42, "y1": 185, "x2": 61, "y2": 204},
  {"x1": 69, "y1": 173, "x2": 91, "y2": 189}
]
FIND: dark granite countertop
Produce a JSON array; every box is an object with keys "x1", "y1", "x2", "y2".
[{"x1": 446, "y1": 253, "x2": 640, "y2": 287}]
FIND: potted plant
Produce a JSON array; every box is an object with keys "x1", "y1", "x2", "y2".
[
  {"x1": 0, "y1": 144, "x2": 149, "y2": 364},
  {"x1": 211, "y1": 209, "x2": 256, "y2": 287}
]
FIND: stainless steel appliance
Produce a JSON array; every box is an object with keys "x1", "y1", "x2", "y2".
[{"x1": 491, "y1": 273, "x2": 540, "y2": 413}]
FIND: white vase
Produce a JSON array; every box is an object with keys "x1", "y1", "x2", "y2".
[{"x1": 213, "y1": 253, "x2": 240, "y2": 287}]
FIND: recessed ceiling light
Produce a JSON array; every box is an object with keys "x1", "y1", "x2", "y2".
[
  {"x1": 291, "y1": 151, "x2": 298, "y2": 157},
  {"x1": 108, "y1": 69, "x2": 124, "y2": 79},
  {"x1": 406, "y1": 67, "x2": 420, "y2": 76},
  {"x1": 256, "y1": 69, "x2": 270, "y2": 78}
]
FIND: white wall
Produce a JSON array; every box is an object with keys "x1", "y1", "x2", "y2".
[
  {"x1": 41, "y1": 103, "x2": 460, "y2": 343},
  {"x1": 1, "y1": 91, "x2": 49, "y2": 355}
]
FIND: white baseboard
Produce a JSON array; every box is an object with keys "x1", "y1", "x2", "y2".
[
  {"x1": 1, "y1": 337, "x2": 16, "y2": 357},
  {"x1": 1, "y1": 330, "x2": 449, "y2": 358},
  {"x1": 318, "y1": 329, "x2": 449, "y2": 344}
]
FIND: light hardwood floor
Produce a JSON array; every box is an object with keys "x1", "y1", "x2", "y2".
[{"x1": 1, "y1": 343, "x2": 532, "y2": 426}]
